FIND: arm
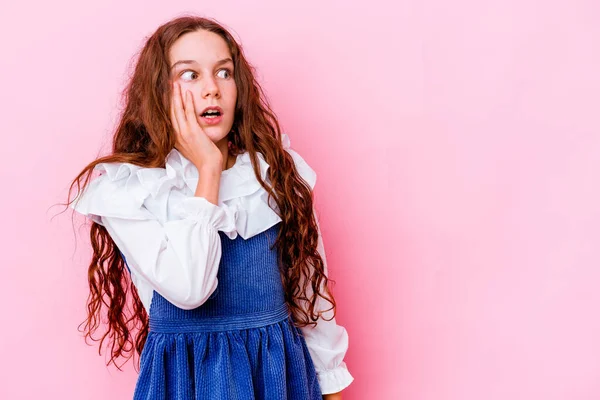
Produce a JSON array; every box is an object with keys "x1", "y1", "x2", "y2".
[
  {"x1": 104, "y1": 81, "x2": 232, "y2": 309},
  {"x1": 279, "y1": 134, "x2": 354, "y2": 395},
  {"x1": 102, "y1": 195, "x2": 234, "y2": 310},
  {"x1": 300, "y1": 210, "x2": 354, "y2": 396}
]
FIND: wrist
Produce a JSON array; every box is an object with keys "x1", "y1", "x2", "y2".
[{"x1": 196, "y1": 163, "x2": 222, "y2": 175}]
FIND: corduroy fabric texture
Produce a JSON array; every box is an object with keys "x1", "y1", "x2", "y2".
[{"x1": 132, "y1": 222, "x2": 322, "y2": 399}]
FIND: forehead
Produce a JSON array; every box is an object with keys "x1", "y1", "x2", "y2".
[{"x1": 168, "y1": 30, "x2": 231, "y2": 66}]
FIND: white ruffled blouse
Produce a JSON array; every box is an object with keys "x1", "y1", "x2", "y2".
[{"x1": 70, "y1": 134, "x2": 354, "y2": 395}]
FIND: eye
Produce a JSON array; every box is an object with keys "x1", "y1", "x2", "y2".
[
  {"x1": 216, "y1": 68, "x2": 232, "y2": 79},
  {"x1": 180, "y1": 70, "x2": 198, "y2": 81}
]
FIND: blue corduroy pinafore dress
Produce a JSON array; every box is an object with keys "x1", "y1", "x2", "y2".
[{"x1": 129, "y1": 222, "x2": 323, "y2": 400}]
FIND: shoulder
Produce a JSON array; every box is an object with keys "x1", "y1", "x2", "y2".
[
  {"x1": 226, "y1": 133, "x2": 317, "y2": 193},
  {"x1": 281, "y1": 133, "x2": 317, "y2": 189},
  {"x1": 70, "y1": 135, "x2": 318, "y2": 225},
  {"x1": 69, "y1": 159, "x2": 173, "y2": 224}
]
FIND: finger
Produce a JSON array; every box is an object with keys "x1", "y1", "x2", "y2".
[
  {"x1": 173, "y1": 82, "x2": 187, "y2": 127},
  {"x1": 170, "y1": 97, "x2": 180, "y2": 135},
  {"x1": 184, "y1": 90, "x2": 199, "y2": 127}
]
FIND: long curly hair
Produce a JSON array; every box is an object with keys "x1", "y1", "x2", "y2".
[{"x1": 64, "y1": 15, "x2": 338, "y2": 371}]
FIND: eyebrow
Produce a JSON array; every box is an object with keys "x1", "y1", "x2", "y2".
[{"x1": 170, "y1": 57, "x2": 234, "y2": 71}]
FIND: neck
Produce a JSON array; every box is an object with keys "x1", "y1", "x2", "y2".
[{"x1": 215, "y1": 137, "x2": 233, "y2": 171}]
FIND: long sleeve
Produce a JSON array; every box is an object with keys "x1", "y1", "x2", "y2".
[
  {"x1": 102, "y1": 196, "x2": 235, "y2": 310},
  {"x1": 299, "y1": 212, "x2": 355, "y2": 394}
]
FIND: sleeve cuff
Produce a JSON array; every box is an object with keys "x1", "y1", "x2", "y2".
[
  {"x1": 173, "y1": 197, "x2": 238, "y2": 238},
  {"x1": 316, "y1": 361, "x2": 355, "y2": 395}
]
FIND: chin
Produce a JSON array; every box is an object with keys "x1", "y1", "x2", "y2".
[{"x1": 203, "y1": 127, "x2": 230, "y2": 144}]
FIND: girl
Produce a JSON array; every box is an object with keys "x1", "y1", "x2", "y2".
[{"x1": 68, "y1": 15, "x2": 354, "y2": 399}]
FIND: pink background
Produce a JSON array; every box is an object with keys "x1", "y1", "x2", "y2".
[{"x1": 1, "y1": 0, "x2": 599, "y2": 399}]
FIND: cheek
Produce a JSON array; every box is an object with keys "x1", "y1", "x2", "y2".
[
  {"x1": 223, "y1": 82, "x2": 237, "y2": 104},
  {"x1": 176, "y1": 81, "x2": 202, "y2": 105},
  {"x1": 177, "y1": 80, "x2": 196, "y2": 92}
]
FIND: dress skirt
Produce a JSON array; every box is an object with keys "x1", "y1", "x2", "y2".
[{"x1": 131, "y1": 223, "x2": 323, "y2": 400}]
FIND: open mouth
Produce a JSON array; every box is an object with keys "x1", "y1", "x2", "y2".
[
  {"x1": 199, "y1": 107, "x2": 224, "y2": 125},
  {"x1": 201, "y1": 110, "x2": 222, "y2": 118}
]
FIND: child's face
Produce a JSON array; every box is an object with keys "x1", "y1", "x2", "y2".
[{"x1": 168, "y1": 29, "x2": 237, "y2": 145}]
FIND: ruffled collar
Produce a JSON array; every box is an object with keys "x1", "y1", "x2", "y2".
[
  {"x1": 162, "y1": 148, "x2": 267, "y2": 205},
  {"x1": 155, "y1": 133, "x2": 315, "y2": 240},
  {"x1": 76, "y1": 133, "x2": 316, "y2": 241},
  {"x1": 161, "y1": 133, "x2": 297, "y2": 203}
]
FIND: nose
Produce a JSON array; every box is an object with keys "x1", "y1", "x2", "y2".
[{"x1": 201, "y1": 76, "x2": 220, "y2": 99}]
